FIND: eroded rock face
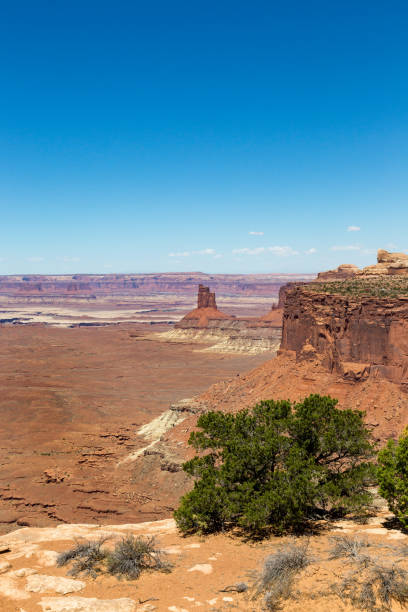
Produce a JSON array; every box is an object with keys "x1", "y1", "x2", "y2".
[
  {"x1": 281, "y1": 285, "x2": 408, "y2": 389},
  {"x1": 197, "y1": 285, "x2": 217, "y2": 309},
  {"x1": 377, "y1": 249, "x2": 408, "y2": 264},
  {"x1": 0, "y1": 273, "x2": 312, "y2": 299}
]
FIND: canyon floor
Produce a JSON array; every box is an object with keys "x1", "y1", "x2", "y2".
[{"x1": 0, "y1": 323, "x2": 267, "y2": 535}]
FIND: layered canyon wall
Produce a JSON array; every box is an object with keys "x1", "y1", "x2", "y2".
[
  {"x1": 281, "y1": 285, "x2": 408, "y2": 389},
  {"x1": 0, "y1": 272, "x2": 314, "y2": 300}
]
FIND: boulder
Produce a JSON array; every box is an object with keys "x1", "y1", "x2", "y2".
[{"x1": 377, "y1": 249, "x2": 408, "y2": 264}]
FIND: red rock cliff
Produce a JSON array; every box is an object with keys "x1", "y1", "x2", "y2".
[
  {"x1": 197, "y1": 284, "x2": 217, "y2": 309},
  {"x1": 281, "y1": 285, "x2": 408, "y2": 389}
]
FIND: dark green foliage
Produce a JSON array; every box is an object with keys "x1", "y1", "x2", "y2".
[
  {"x1": 174, "y1": 394, "x2": 375, "y2": 535},
  {"x1": 378, "y1": 429, "x2": 408, "y2": 528},
  {"x1": 56, "y1": 537, "x2": 109, "y2": 578},
  {"x1": 106, "y1": 535, "x2": 171, "y2": 580}
]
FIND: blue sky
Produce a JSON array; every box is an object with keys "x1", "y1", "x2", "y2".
[{"x1": 1, "y1": 1, "x2": 407, "y2": 274}]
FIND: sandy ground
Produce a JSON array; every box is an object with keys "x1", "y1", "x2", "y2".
[{"x1": 1, "y1": 503, "x2": 408, "y2": 611}]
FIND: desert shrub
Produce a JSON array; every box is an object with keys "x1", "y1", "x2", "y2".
[
  {"x1": 56, "y1": 537, "x2": 109, "y2": 578},
  {"x1": 329, "y1": 535, "x2": 371, "y2": 563},
  {"x1": 378, "y1": 429, "x2": 408, "y2": 529},
  {"x1": 174, "y1": 394, "x2": 376, "y2": 535},
  {"x1": 57, "y1": 534, "x2": 171, "y2": 581},
  {"x1": 337, "y1": 562, "x2": 408, "y2": 611},
  {"x1": 106, "y1": 535, "x2": 171, "y2": 580},
  {"x1": 371, "y1": 564, "x2": 408, "y2": 608},
  {"x1": 253, "y1": 542, "x2": 310, "y2": 610}
]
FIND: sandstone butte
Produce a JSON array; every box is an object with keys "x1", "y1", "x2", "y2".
[
  {"x1": 164, "y1": 284, "x2": 283, "y2": 354},
  {"x1": 177, "y1": 284, "x2": 235, "y2": 327},
  {"x1": 175, "y1": 283, "x2": 284, "y2": 330}
]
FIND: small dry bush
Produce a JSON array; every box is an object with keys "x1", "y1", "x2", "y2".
[
  {"x1": 338, "y1": 563, "x2": 408, "y2": 610},
  {"x1": 253, "y1": 541, "x2": 310, "y2": 610},
  {"x1": 332, "y1": 541, "x2": 408, "y2": 611},
  {"x1": 56, "y1": 536, "x2": 109, "y2": 578},
  {"x1": 106, "y1": 535, "x2": 172, "y2": 580},
  {"x1": 329, "y1": 535, "x2": 371, "y2": 564},
  {"x1": 57, "y1": 534, "x2": 171, "y2": 581}
]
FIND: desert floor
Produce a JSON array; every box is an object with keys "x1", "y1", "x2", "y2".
[{"x1": 0, "y1": 323, "x2": 266, "y2": 534}]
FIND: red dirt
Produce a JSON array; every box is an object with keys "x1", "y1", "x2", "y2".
[
  {"x1": 0, "y1": 324, "x2": 266, "y2": 534},
  {"x1": 198, "y1": 351, "x2": 408, "y2": 442}
]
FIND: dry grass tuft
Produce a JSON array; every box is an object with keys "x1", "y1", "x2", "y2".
[
  {"x1": 106, "y1": 535, "x2": 172, "y2": 580},
  {"x1": 57, "y1": 534, "x2": 172, "y2": 581},
  {"x1": 56, "y1": 536, "x2": 110, "y2": 578},
  {"x1": 253, "y1": 541, "x2": 310, "y2": 610},
  {"x1": 329, "y1": 535, "x2": 371, "y2": 564}
]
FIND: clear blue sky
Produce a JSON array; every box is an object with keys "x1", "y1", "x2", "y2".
[{"x1": 1, "y1": 1, "x2": 407, "y2": 274}]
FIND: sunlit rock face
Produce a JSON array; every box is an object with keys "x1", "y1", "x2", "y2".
[{"x1": 281, "y1": 283, "x2": 408, "y2": 390}]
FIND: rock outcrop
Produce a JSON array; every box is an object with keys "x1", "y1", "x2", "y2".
[
  {"x1": 164, "y1": 286, "x2": 283, "y2": 354},
  {"x1": 317, "y1": 263, "x2": 360, "y2": 281},
  {"x1": 177, "y1": 284, "x2": 234, "y2": 328},
  {"x1": 318, "y1": 249, "x2": 408, "y2": 280},
  {"x1": 197, "y1": 284, "x2": 216, "y2": 308}
]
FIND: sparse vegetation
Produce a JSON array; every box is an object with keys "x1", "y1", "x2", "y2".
[
  {"x1": 106, "y1": 535, "x2": 171, "y2": 580},
  {"x1": 57, "y1": 537, "x2": 109, "y2": 578},
  {"x1": 329, "y1": 535, "x2": 371, "y2": 563},
  {"x1": 335, "y1": 559, "x2": 408, "y2": 611},
  {"x1": 325, "y1": 535, "x2": 408, "y2": 610},
  {"x1": 252, "y1": 542, "x2": 310, "y2": 610},
  {"x1": 57, "y1": 534, "x2": 171, "y2": 581},
  {"x1": 306, "y1": 277, "x2": 408, "y2": 298},
  {"x1": 174, "y1": 394, "x2": 376, "y2": 535},
  {"x1": 378, "y1": 429, "x2": 408, "y2": 529}
]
